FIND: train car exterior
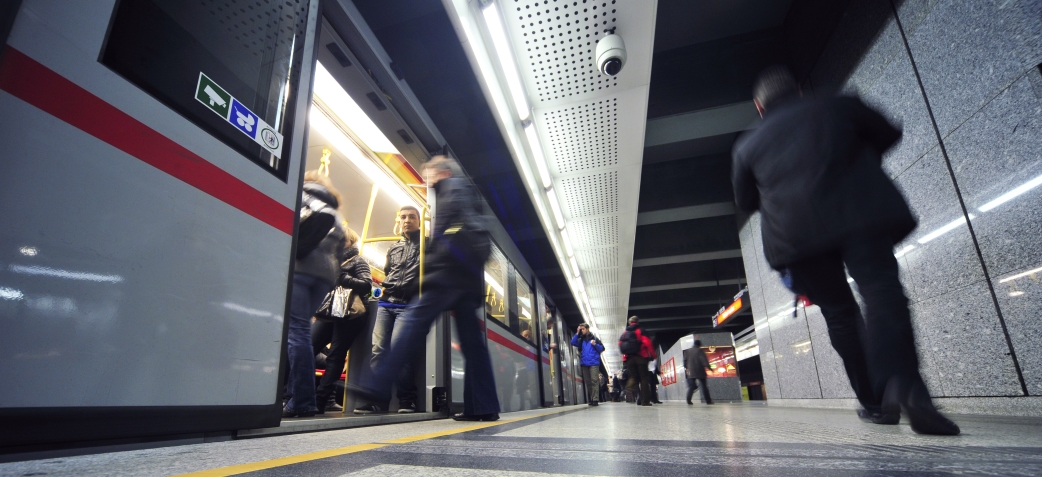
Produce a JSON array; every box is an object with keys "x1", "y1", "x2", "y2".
[{"x1": 0, "y1": 0, "x2": 578, "y2": 450}]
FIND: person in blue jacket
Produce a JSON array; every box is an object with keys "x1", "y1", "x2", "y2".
[{"x1": 571, "y1": 324, "x2": 605, "y2": 406}]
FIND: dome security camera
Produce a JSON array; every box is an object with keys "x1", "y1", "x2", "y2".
[{"x1": 595, "y1": 34, "x2": 627, "y2": 77}]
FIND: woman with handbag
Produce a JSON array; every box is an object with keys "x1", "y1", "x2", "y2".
[{"x1": 311, "y1": 228, "x2": 372, "y2": 414}]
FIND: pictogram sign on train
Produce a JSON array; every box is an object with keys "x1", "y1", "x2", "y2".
[{"x1": 195, "y1": 72, "x2": 283, "y2": 158}]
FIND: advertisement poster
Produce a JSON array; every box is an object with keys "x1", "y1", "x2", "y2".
[
  {"x1": 705, "y1": 346, "x2": 738, "y2": 378},
  {"x1": 661, "y1": 357, "x2": 677, "y2": 386}
]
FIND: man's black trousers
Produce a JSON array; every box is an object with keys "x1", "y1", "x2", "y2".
[{"x1": 786, "y1": 233, "x2": 923, "y2": 411}]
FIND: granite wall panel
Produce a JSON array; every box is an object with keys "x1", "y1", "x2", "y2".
[
  {"x1": 992, "y1": 265, "x2": 1042, "y2": 395},
  {"x1": 892, "y1": 149, "x2": 985, "y2": 303},
  {"x1": 769, "y1": 312, "x2": 822, "y2": 399},
  {"x1": 805, "y1": 307, "x2": 858, "y2": 399},
  {"x1": 904, "y1": 0, "x2": 1042, "y2": 137},
  {"x1": 912, "y1": 280, "x2": 1023, "y2": 396}
]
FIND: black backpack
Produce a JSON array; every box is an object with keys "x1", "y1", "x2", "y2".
[
  {"x1": 618, "y1": 329, "x2": 641, "y2": 356},
  {"x1": 295, "y1": 191, "x2": 337, "y2": 260}
]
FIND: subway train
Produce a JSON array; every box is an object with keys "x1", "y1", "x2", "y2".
[{"x1": 0, "y1": 0, "x2": 591, "y2": 451}]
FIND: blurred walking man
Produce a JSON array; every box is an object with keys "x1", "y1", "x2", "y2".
[
  {"x1": 731, "y1": 66, "x2": 958, "y2": 435},
  {"x1": 351, "y1": 156, "x2": 500, "y2": 421},
  {"x1": 685, "y1": 340, "x2": 713, "y2": 405},
  {"x1": 571, "y1": 324, "x2": 604, "y2": 406}
]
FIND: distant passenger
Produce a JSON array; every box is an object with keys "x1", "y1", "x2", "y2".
[
  {"x1": 619, "y1": 316, "x2": 654, "y2": 406},
  {"x1": 284, "y1": 171, "x2": 345, "y2": 418},
  {"x1": 355, "y1": 205, "x2": 423, "y2": 415},
  {"x1": 350, "y1": 156, "x2": 500, "y2": 421},
  {"x1": 311, "y1": 228, "x2": 372, "y2": 414},
  {"x1": 599, "y1": 373, "x2": 609, "y2": 403},
  {"x1": 571, "y1": 323, "x2": 605, "y2": 406},
  {"x1": 611, "y1": 374, "x2": 622, "y2": 402},
  {"x1": 731, "y1": 66, "x2": 959, "y2": 435},
  {"x1": 685, "y1": 340, "x2": 713, "y2": 405}
]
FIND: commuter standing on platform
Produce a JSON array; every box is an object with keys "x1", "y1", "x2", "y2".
[
  {"x1": 354, "y1": 205, "x2": 423, "y2": 415},
  {"x1": 285, "y1": 172, "x2": 346, "y2": 418},
  {"x1": 350, "y1": 156, "x2": 500, "y2": 421},
  {"x1": 619, "y1": 316, "x2": 653, "y2": 406},
  {"x1": 611, "y1": 374, "x2": 622, "y2": 402},
  {"x1": 731, "y1": 66, "x2": 959, "y2": 435},
  {"x1": 685, "y1": 340, "x2": 713, "y2": 405},
  {"x1": 571, "y1": 323, "x2": 605, "y2": 406}
]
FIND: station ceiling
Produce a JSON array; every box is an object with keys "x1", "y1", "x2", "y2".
[{"x1": 352, "y1": 0, "x2": 882, "y2": 350}]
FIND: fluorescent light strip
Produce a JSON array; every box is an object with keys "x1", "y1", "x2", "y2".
[
  {"x1": 481, "y1": 2, "x2": 530, "y2": 121},
  {"x1": 546, "y1": 188, "x2": 566, "y2": 229},
  {"x1": 8, "y1": 264, "x2": 123, "y2": 283},
  {"x1": 894, "y1": 244, "x2": 916, "y2": 258},
  {"x1": 560, "y1": 227, "x2": 575, "y2": 257},
  {"x1": 999, "y1": 265, "x2": 1042, "y2": 284},
  {"x1": 979, "y1": 173, "x2": 1042, "y2": 212},
  {"x1": 484, "y1": 271, "x2": 505, "y2": 296},
  {"x1": 313, "y1": 62, "x2": 400, "y2": 154},
  {"x1": 569, "y1": 256, "x2": 581, "y2": 277},
  {"x1": 916, "y1": 215, "x2": 973, "y2": 244},
  {"x1": 523, "y1": 123, "x2": 553, "y2": 189},
  {"x1": 309, "y1": 109, "x2": 419, "y2": 209}
]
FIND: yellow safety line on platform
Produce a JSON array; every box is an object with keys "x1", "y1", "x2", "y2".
[{"x1": 172, "y1": 407, "x2": 577, "y2": 477}]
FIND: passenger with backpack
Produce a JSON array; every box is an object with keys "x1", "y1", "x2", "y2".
[
  {"x1": 350, "y1": 156, "x2": 500, "y2": 422},
  {"x1": 284, "y1": 172, "x2": 346, "y2": 418},
  {"x1": 570, "y1": 323, "x2": 605, "y2": 406},
  {"x1": 619, "y1": 316, "x2": 654, "y2": 406}
]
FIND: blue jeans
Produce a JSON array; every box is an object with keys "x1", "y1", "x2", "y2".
[
  {"x1": 357, "y1": 285, "x2": 500, "y2": 416},
  {"x1": 286, "y1": 273, "x2": 333, "y2": 413},
  {"x1": 372, "y1": 305, "x2": 417, "y2": 405}
]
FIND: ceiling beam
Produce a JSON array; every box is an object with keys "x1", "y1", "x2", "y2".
[
  {"x1": 644, "y1": 101, "x2": 759, "y2": 147},
  {"x1": 632, "y1": 249, "x2": 743, "y2": 268},
  {"x1": 628, "y1": 300, "x2": 722, "y2": 310},
  {"x1": 636, "y1": 201, "x2": 735, "y2": 226},
  {"x1": 630, "y1": 278, "x2": 744, "y2": 293}
]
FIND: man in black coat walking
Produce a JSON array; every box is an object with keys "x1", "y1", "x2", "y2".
[
  {"x1": 732, "y1": 66, "x2": 958, "y2": 435},
  {"x1": 350, "y1": 156, "x2": 500, "y2": 422},
  {"x1": 685, "y1": 340, "x2": 713, "y2": 405}
]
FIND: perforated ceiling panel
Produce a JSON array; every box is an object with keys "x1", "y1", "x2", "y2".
[
  {"x1": 559, "y1": 171, "x2": 618, "y2": 216},
  {"x1": 484, "y1": 0, "x2": 657, "y2": 373},
  {"x1": 544, "y1": 98, "x2": 618, "y2": 173},
  {"x1": 512, "y1": 0, "x2": 621, "y2": 101},
  {"x1": 569, "y1": 216, "x2": 618, "y2": 248}
]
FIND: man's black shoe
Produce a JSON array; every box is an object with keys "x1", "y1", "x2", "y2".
[
  {"x1": 452, "y1": 412, "x2": 499, "y2": 422},
  {"x1": 316, "y1": 397, "x2": 344, "y2": 414},
  {"x1": 857, "y1": 407, "x2": 899, "y2": 424},
  {"x1": 686, "y1": 401, "x2": 693, "y2": 405},
  {"x1": 282, "y1": 407, "x2": 316, "y2": 418},
  {"x1": 590, "y1": 401, "x2": 599, "y2": 406},
  {"x1": 398, "y1": 402, "x2": 417, "y2": 414},
  {"x1": 353, "y1": 404, "x2": 387, "y2": 415},
  {"x1": 883, "y1": 377, "x2": 960, "y2": 436}
]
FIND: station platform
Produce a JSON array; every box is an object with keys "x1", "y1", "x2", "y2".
[{"x1": 3, "y1": 402, "x2": 1042, "y2": 476}]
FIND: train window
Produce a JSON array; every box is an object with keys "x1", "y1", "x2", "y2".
[
  {"x1": 100, "y1": 0, "x2": 311, "y2": 181},
  {"x1": 484, "y1": 244, "x2": 508, "y2": 325},
  {"x1": 516, "y1": 277, "x2": 535, "y2": 344}
]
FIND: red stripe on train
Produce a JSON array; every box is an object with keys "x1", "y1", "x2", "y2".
[
  {"x1": 486, "y1": 328, "x2": 537, "y2": 361},
  {"x1": 0, "y1": 47, "x2": 295, "y2": 234}
]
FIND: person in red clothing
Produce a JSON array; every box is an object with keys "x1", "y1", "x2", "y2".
[{"x1": 619, "y1": 316, "x2": 654, "y2": 406}]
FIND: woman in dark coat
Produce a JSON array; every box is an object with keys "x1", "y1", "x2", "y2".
[{"x1": 312, "y1": 228, "x2": 372, "y2": 413}]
